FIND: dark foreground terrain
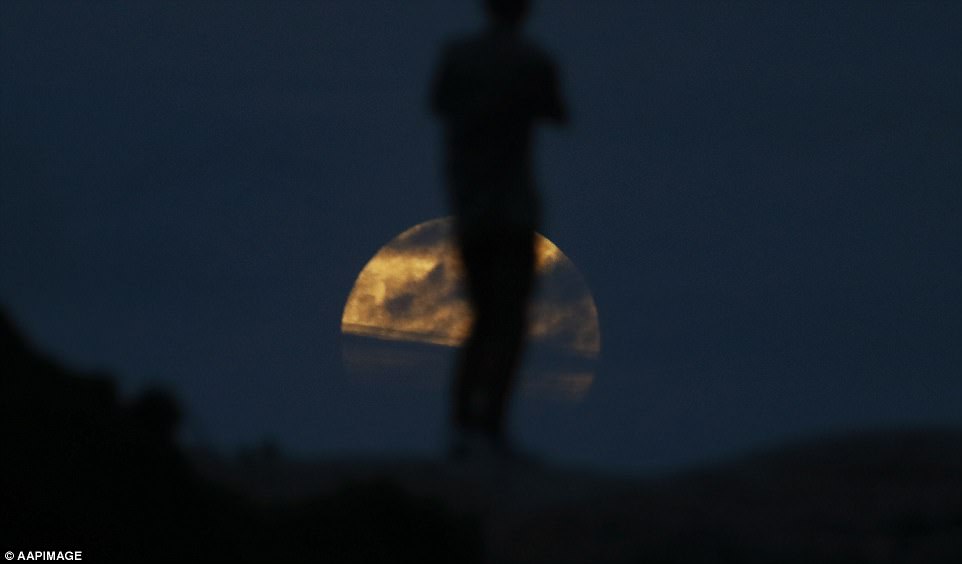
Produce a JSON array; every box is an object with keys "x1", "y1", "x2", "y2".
[{"x1": 3, "y1": 308, "x2": 960, "y2": 563}]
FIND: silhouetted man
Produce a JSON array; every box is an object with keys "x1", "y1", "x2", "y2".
[{"x1": 431, "y1": 0, "x2": 566, "y2": 460}]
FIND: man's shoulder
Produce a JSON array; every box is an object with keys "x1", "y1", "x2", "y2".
[
  {"x1": 518, "y1": 37, "x2": 554, "y2": 62},
  {"x1": 441, "y1": 32, "x2": 555, "y2": 68}
]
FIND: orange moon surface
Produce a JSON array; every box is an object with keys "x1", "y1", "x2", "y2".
[{"x1": 341, "y1": 217, "x2": 600, "y2": 401}]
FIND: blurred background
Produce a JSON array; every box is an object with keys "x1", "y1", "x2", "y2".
[{"x1": 2, "y1": 1, "x2": 960, "y2": 472}]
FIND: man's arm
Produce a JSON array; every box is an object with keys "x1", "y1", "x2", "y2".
[{"x1": 538, "y1": 59, "x2": 567, "y2": 125}]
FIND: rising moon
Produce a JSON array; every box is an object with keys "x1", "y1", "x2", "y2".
[{"x1": 341, "y1": 217, "x2": 600, "y2": 401}]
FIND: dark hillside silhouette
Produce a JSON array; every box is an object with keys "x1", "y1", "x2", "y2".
[
  {"x1": 0, "y1": 307, "x2": 481, "y2": 563},
  {"x1": 3, "y1": 306, "x2": 960, "y2": 563}
]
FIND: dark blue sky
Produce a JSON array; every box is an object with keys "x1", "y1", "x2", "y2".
[{"x1": 2, "y1": 1, "x2": 960, "y2": 471}]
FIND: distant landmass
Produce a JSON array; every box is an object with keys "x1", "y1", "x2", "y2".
[{"x1": 3, "y1": 306, "x2": 959, "y2": 563}]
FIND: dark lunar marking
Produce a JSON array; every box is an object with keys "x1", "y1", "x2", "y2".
[
  {"x1": 385, "y1": 293, "x2": 416, "y2": 317},
  {"x1": 389, "y1": 221, "x2": 450, "y2": 252}
]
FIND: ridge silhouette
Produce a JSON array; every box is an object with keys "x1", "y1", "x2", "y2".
[
  {"x1": 0, "y1": 307, "x2": 481, "y2": 563},
  {"x1": 4, "y1": 305, "x2": 960, "y2": 563}
]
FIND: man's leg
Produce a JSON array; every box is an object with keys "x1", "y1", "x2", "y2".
[
  {"x1": 479, "y1": 227, "x2": 536, "y2": 439},
  {"x1": 452, "y1": 229, "x2": 497, "y2": 434}
]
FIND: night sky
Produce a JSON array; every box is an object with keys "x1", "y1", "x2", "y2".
[{"x1": 2, "y1": 1, "x2": 960, "y2": 471}]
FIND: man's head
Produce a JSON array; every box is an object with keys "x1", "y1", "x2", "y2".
[{"x1": 485, "y1": 0, "x2": 530, "y2": 27}]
